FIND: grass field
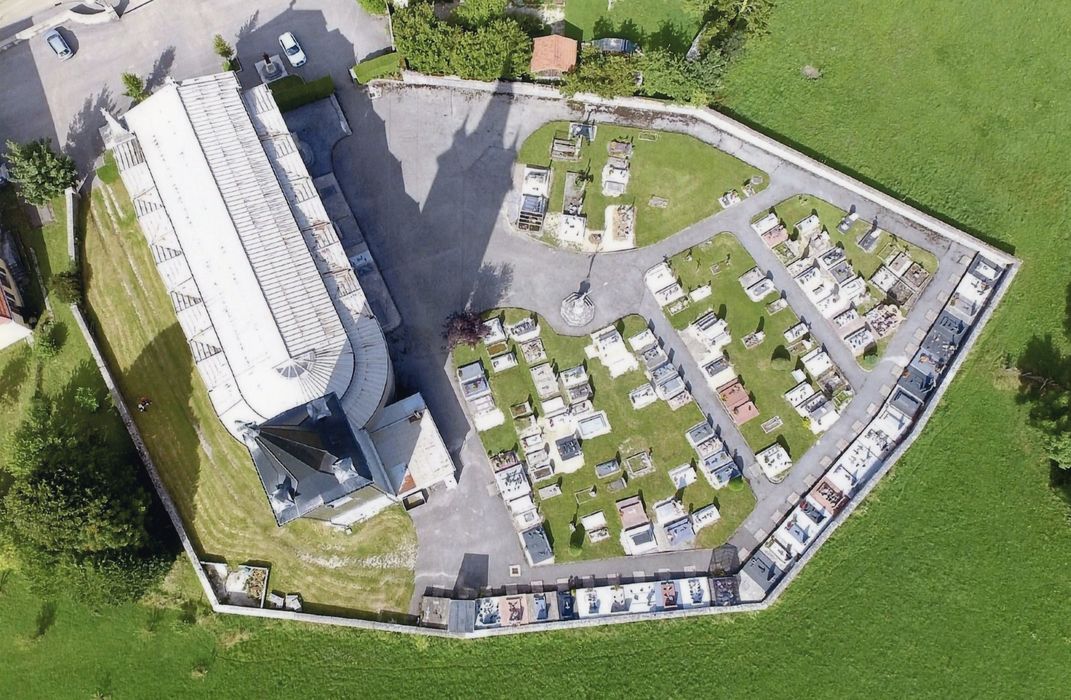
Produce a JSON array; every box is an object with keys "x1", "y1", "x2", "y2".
[
  {"x1": 2, "y1": 2, "x2": 1070, "y2": 696},
  {"x1": 80, "y1": 178, "x2": 416, "y2": 618},
  {"x1": 563, "y1": 0, "x2": 702, "y2": 54},
  {"x1": 666, "y1": 234, "x2": 817, "y2": 459},
  {"x1": 518, "y1": 121, "x2": 765, "y2": 246},
  {"x1": 453, "y1": 310, "x2": 755, "y2": 561}
]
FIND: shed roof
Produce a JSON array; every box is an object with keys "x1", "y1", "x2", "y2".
[{"x1": 530, "y1": 35, "x2": 578, "y2": 75}]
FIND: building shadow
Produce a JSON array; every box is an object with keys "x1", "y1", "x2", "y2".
[{"x1": 0, "y1": 41, "x2": 59, "y2": 162}]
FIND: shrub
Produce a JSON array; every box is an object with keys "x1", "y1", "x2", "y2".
[
  {"x1": 212, "y1": 34, "x2": 234, "y2": 60},
  {"x1": 51, "y1": 269, "x2": 82, "y2": 305},
  {"x1": 32, "y1": 315, "x2": 62, "y2": 359},
  {"x1": 3, "y1": 139, "x2": 76, "y2": 205},
  {"x1": 562, "y1": 49, "x2": 638, "y2": 98},
  {"x1": 75, "y1": 386, "x2": 99, "y2": 412},
  {"x1": 121, "y1": 72, "x2": 148, "y2": 104}
]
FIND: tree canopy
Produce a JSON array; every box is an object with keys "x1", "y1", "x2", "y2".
[
  {"x1": 3, "y1": 139, "x2": 76, "y2": 205},
  {"x1": 393, "y1": 3, "x2": 532, "y2": 81},
  {"x1": 562, "y1": 49, "x2": 637, "y2": 98},
  {"x1": 1, "y1": 393, "x2": 153, "y2": 580}
]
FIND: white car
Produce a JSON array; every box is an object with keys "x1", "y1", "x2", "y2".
[
  {"x1": 45, "y1": 28, "x2": 74, "y2": 61},
  {"x1": 278, "y1": 32, "x2": 306, "y2": 67}
]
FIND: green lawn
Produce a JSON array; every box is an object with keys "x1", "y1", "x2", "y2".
[
  {"x1": 563, "y1": 0, "x2": 702, "y2": 54},
  {"x1": 80, "y1": 177, "x2": 417, "y2": 619},
  {"x1": 454, "y1": 310, "x2": 755, "y2": 561},
  {"x1": 666, "y1": 234, "x2": 817, "y2": 459},
  {"x1": 2, "y1": 1, "x2": 1071, "y2": 695},
  {"x1": 518, "y1": 121, "x2": 765, "y2": 246}
]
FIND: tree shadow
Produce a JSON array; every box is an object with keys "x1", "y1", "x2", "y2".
[
  {"x1": 146, "y1": 46, "x2": 177, "y2": 91},
  {"x1": 33, "y1": 601, "x2": 57, "y2": 639},
  {"x1": 64, "y1": 88, "x2": 116, "y2": 175},
  {"x1": 592, "y1": 17, "x2": 643, "y2": 47},
  {"x1": 0, "y1": 347, "x2": 31, "y2": 405}
]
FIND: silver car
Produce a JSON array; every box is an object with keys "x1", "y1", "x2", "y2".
[{"x1": 44, "y1": 28, "x2": 74, "y2": 60}]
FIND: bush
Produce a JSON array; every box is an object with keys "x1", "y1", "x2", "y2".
[
  {"x1": 75, "y1": 386, "x2": 99, "y2": 412},
  {"x1": 212, "y1": 34, "x2": 234, "y2": 60},
  {"x1": 32, "y1": 315, "x2": 62, "y2": 359},
  {"x1": 51, "y1": 269, "x2": 82, "y2": 305},
  {"x1": 267, "y1": 75, "x2": 335, "y2": 112},
  {"x1": 3, "y1": 139, "x2": 76, "y2": 205},
  {"x1": 121, "y1": 72, "x2": 148, "y2": 104}
]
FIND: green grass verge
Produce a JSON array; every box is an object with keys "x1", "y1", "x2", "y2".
[
  {"x1": 80, "y1": 179, "x2": 416, "y2": 618},
  {"x1": 353, "y1": 51, "x2": 401, "y2": 84},
  {"x1": 518, "y1": 121, "x2": 765, "y2": 247},
  {"x1": 453, "y1": 309, "x2": 755, "y2": 561},
  {"x1": 666, "y1": 234, "x2": 817, "y2": 458},
  {"x1": 267, "y1": 75, "x2": 335, "y2": 113}
]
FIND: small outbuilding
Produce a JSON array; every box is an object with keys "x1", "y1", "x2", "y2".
[{"x1": 530, "y1": 35, "x2": 578, "y2": 80}]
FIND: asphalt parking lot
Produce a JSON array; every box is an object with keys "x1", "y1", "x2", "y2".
[{"x1": 0, "y1": 0, "x2": 390, "y2": 170}]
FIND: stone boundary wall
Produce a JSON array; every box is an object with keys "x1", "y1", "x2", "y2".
[
  {"x1": 65, "y1": 187, "x2": 78, "y2": 263},
  {"x1": 75, "y1": 80, "x2": 1020, "y2": 637}
]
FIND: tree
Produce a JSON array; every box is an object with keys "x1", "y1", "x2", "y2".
[
  {"x1": 562, "y1": 49, "x2": 638, "y2": 98},
  {"x1": 2, "y1": 395, "x2": 150, "y2": 560},
  {"x1": 121, "y1": 72, "x2": 148, "y2": 104},
  {"x1": 452, "y1": 0, "x2": 508, "y2": 28},
  {"x1": 393, "y1": 3, "x2": 532, "y2": 80},
  {"x1": 3, "y1": 139, "x2": 76, "y2": 205},
  {"x1": 51, "y1": 268, "x2": 82, "y2": 305},
  {"x1": 640, "y1": 48, "x2": 728, "y2": 104},
  {"x1": 443, "y1": 310, "x2": 487, "y2": 350},
  {"x1": 212, "y1": 34, "x2": 234, "y2": 60}
]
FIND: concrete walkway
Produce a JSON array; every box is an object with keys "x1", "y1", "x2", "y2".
[{"x1": 329, "y1": 83, "x2": 976, "y2": 614}]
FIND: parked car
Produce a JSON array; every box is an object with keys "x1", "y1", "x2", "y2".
[
  {"x1": 278, "y1": 32, "x2": 306, "y2": 67},
  {"x1": 44, "y1": 28, "x2": 74, "y2": 60}
]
